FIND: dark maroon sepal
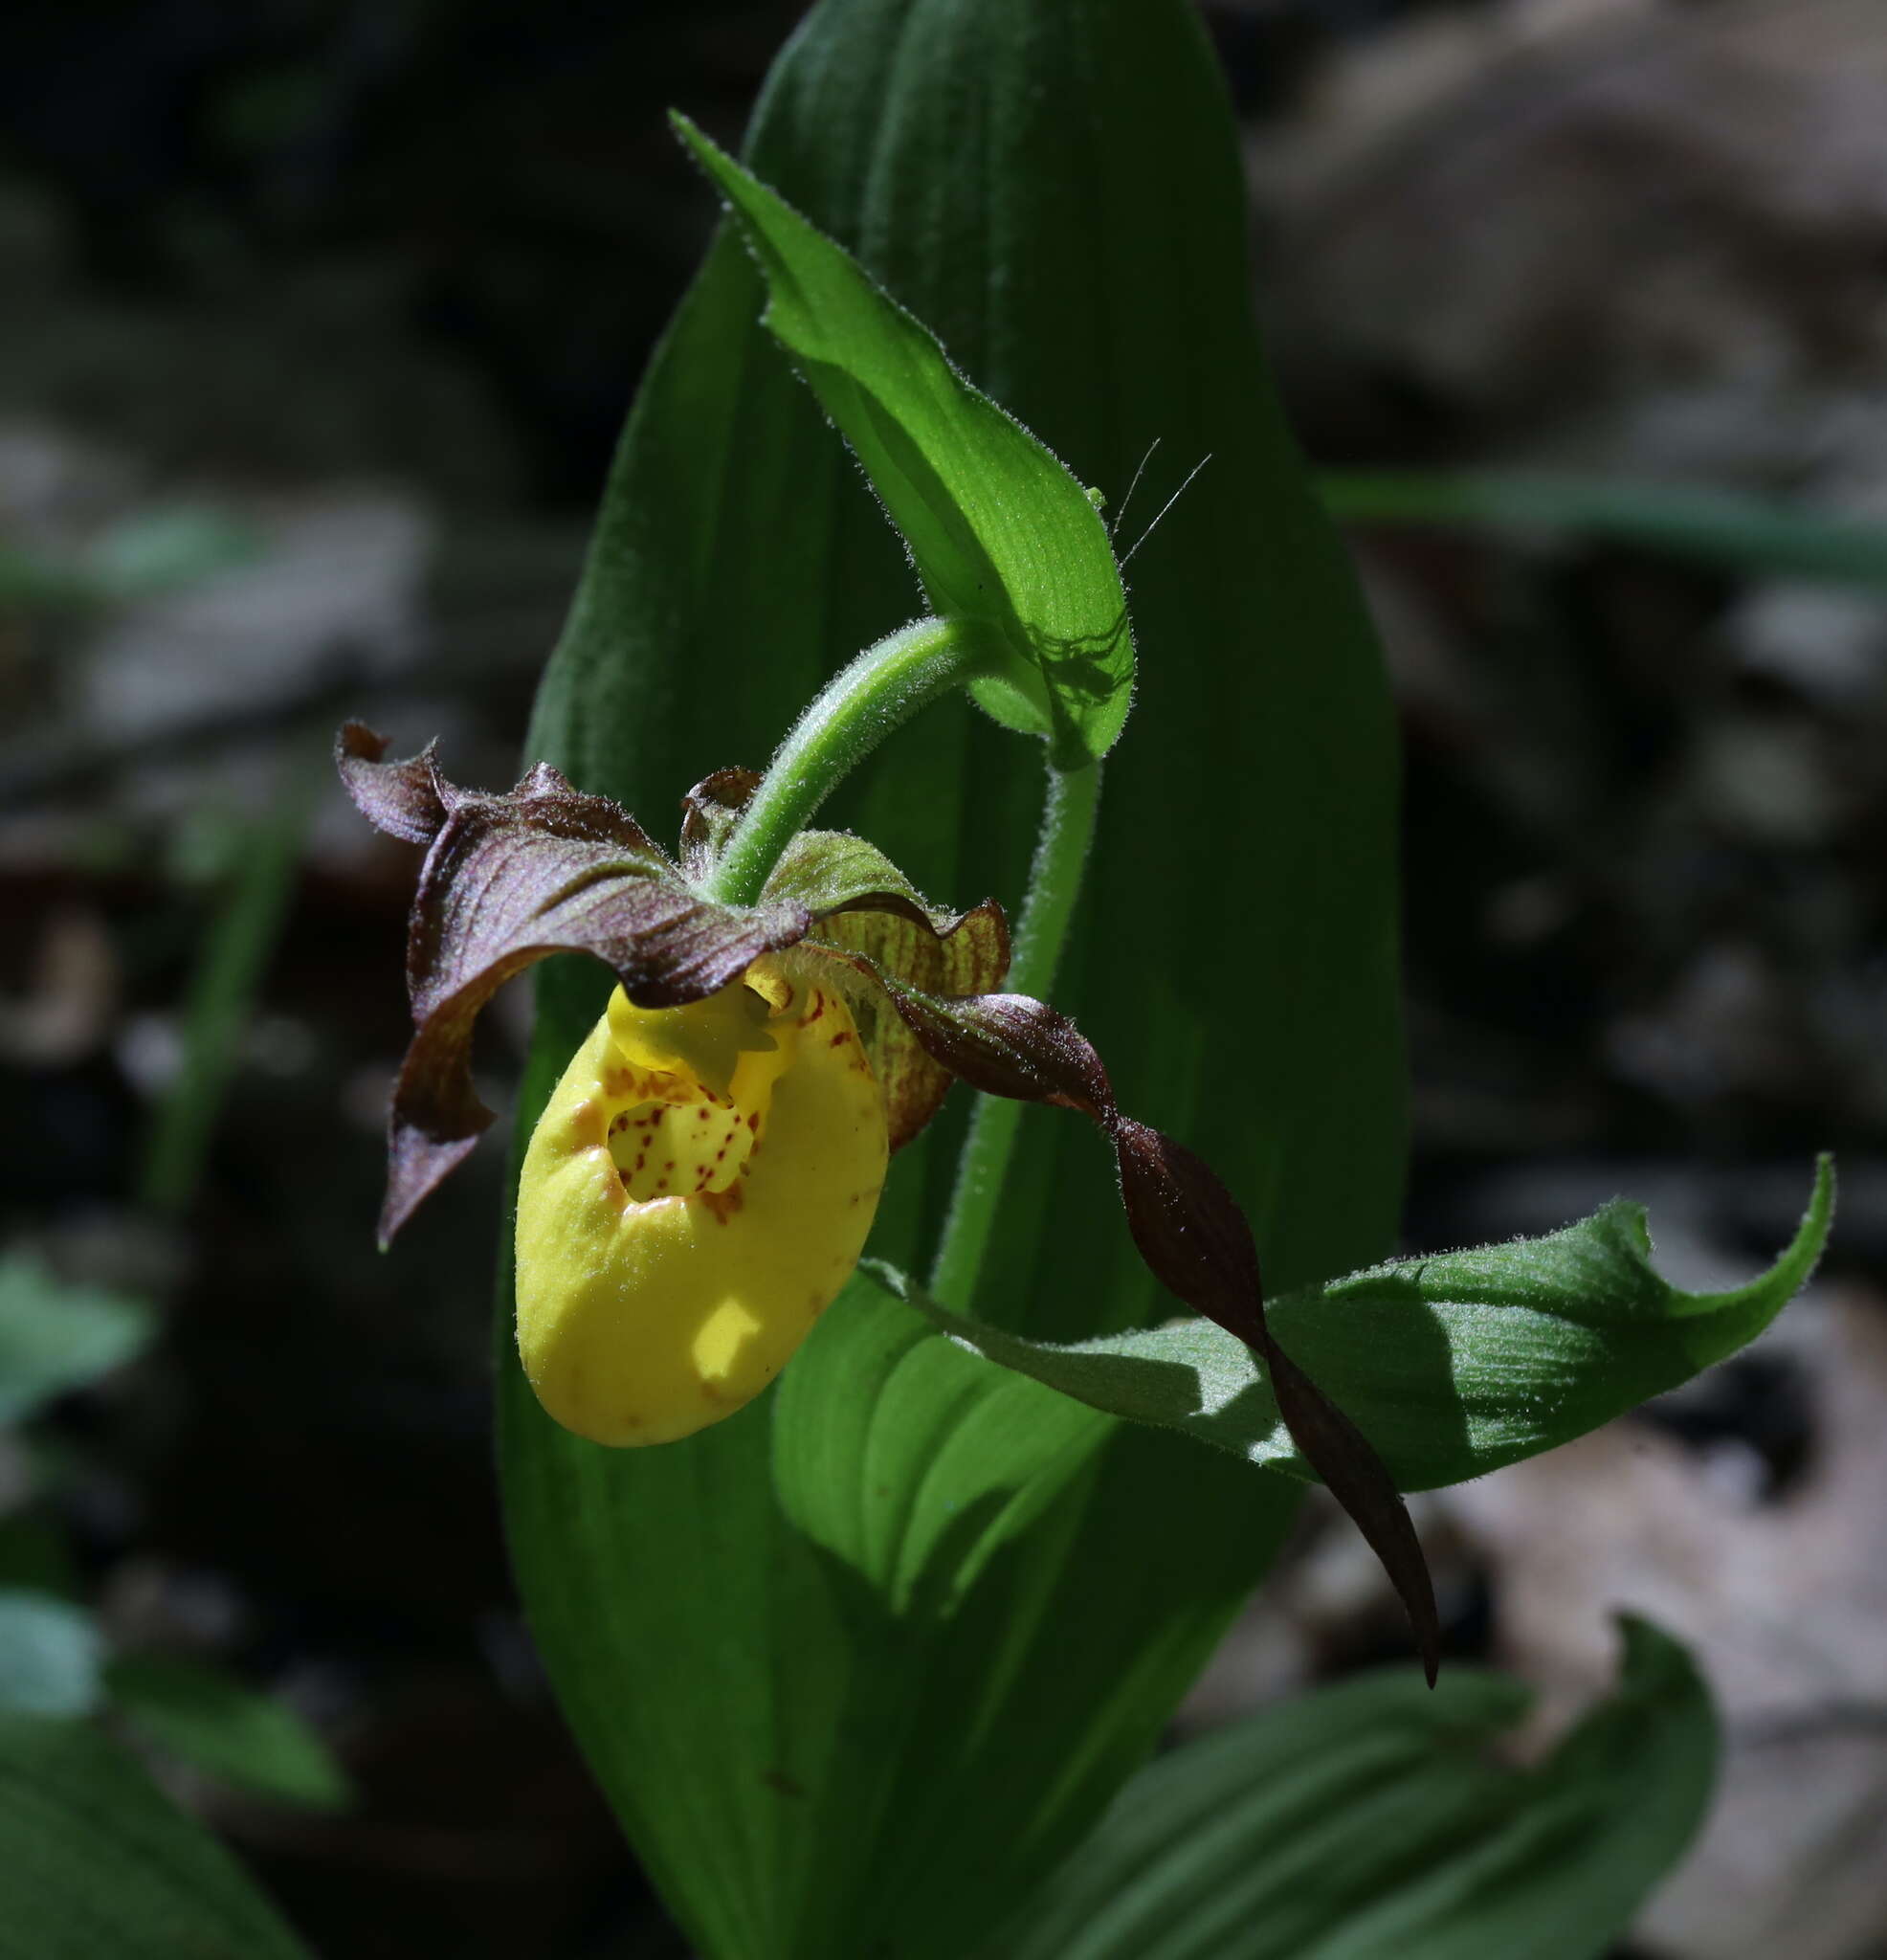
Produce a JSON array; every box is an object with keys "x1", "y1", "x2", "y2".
[
  {"x1": 337, "y1": 722, "x2": 455, "y2": 844},
  {"x1": 340, "y1": 728, "x2": 808, "y2": 1245}
]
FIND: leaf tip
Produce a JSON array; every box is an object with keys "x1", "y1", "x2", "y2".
[
  {"x1": 1746, "y1": 1149, "x2": 1838, "y2": 1310},
  {"x1": 1605, "y1": 1611, "x2": 1707, "y2": 1714},
  {"x1": 668, "y1": 109, "x2": 721, "y2": 175}
]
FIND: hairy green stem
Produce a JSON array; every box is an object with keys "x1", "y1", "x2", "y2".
[
  {"x1": 704, "y1": 617, "x2": 979, "y2": 908},
  {"x1": 928, "y1": 755, "x2": 1102, "y2": 1308}
]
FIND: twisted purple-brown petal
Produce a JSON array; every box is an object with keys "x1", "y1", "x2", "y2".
[{"x1": 870, "y1": 980, "x2": 1439, "y2": 1684}]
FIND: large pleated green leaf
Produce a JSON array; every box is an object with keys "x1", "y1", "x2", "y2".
[
  {"x1": 501, "y1": 1200, "x2": 1298, "y2": 1960},
  {"x1": 0, "y1": 1714, "x2": 311, "y2": 1960},
  {"x1": 977, "y1": 1619, "x2": 1716, "y2": 1960},
  {"x1": 499, "y1": 2, "x2": 1403, "y2": 1955}
]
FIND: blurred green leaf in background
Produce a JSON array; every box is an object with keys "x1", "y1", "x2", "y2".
[
  {"x1": 1322, "y1": 470, "x2": 1887, "y2": 591},
  {"x1": 138, "y1": 774, "x2": 310, "y2": 1217},
  {"x1": 0, "y1": 1257, "x2": 153, "y2": 1430},
  {"x1": 0, "y1": 505, "x2": 257, "y2": 613},
  {"x1": 0, "y1": 1592, "x2": 103, "y2": 1720},
  {"x1": 0, "y1": 1714, "x2": 311, "y2": 1960},
  {"x1": 980, "y1": 1619, "x2": 1716, "y2": 1960},
  {"x1": 105, "y1": 1654, "x2": 353, "y2": 1814}
]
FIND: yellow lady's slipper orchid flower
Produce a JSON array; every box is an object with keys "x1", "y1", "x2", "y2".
[
  {"x1": 514, "y1": 958, "x2": 888, "y2": 1445},
  {"x1": 337, "y1": 726, "x2": 1435, "y2": 1674}
]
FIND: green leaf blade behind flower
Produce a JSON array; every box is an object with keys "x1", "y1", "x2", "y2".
[
  {"x1": 977, "y1": 1618, "x2": 1715, "y2": 1960},
  {"x1": 501, "y1": 0, "x2": 1406, "y2": 1954},
  {"x1": 673, "y1": 117, "x2": 1135, "y2": 768},
  {"x1": 886, "y1": 1156, "x2": 1833, "y2": 1490}
]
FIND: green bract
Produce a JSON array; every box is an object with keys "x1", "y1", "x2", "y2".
[{"x1": 676, "y1": 119, "x2": 1135, "y2": 768}]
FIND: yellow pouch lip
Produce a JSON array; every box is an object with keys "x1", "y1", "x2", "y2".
[{"x1": 514, "y1": 960, "x2": 888, "y2": 1447}]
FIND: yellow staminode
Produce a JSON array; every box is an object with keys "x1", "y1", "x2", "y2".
[{"x1": 514, "y1": 957, "x2": 888, "y2": 1445}]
